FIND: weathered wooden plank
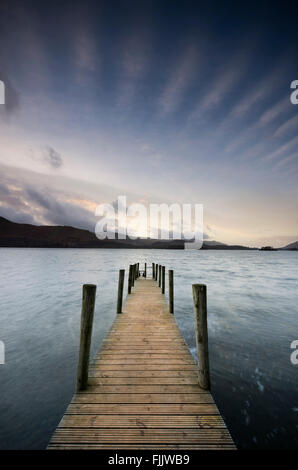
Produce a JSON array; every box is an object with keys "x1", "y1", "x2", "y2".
[
  {"x1": 88, "y1": 377, "x2": 199, "y2": 385},
  {"x1": 91, "y1": 365, "x2": 198, "y2": 370},
  {"x1": 89, "y1": 370, "x2": 199, "y2": 378},
  {"x1": 51, "y1": 428, "x2": 233, "y2": 443},
  {"x1": 93, "y1": 359, "x2": 195, "y2": 365},
  {"x1": 48, "y1": 444, "x2": 235, "y2": 449},
  {"x1": 72, "y1": 393, "x2": 214, "y2": 404},
  {"x1": 66, "y1": 403, "x2": 219, "y2": 414},
  {"x1": 98, "y1": 353, "x2": 193, "y2": 357},
  {"x1": 85, "y1": 385, "x2": 206, "y2": 393},
  {"x1": 59, "y1": 415, "x2": 226, "y2": 428}
]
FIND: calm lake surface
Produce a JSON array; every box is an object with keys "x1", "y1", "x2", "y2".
[{"x1": 0, "y1": 248, "x2": 297, "y2": 449}]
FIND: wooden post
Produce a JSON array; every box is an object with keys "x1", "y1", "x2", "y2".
[
  {"x1": 117, "y1": 269, "x2": 125, "y2": 313},
  {"x1": 169, "y1": 269, "x2": 174, "y2": 313},
  {"x1": 144, "y1": 262, "x2": 147, "y2": 278},
  {"x1": 76, "y1": 284, "x2": 96, "y2": 391},
  {"x1": 192, "y1": 284, "x2": 210, "y2": 390},
  {"x1": 159, "y1": 265, "x2": 162, "y2": 287},
  {"x1": 155, "y1": 264, "x2": 158, "y2": 281},
  {"x1": 137, "y1": 262, "x2": 140, "y2": 278},
  {"x1": 162, "y1": 266, "x2": 165, "y2": 294},
  {"x1": 152, "y1": 263, "x2": 155, "y2": 279},
  {"x1": 128, "y1": 265, "x2": 133, "y2": 294},
  {"x1": 135, "y1": 263, "x2": 138, "y2": 280},
  {"x1": 131, "y1": 264, "x2": 135, "y2": 287}
]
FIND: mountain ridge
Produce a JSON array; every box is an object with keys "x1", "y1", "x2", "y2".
[{"x1": 0, "y1": 215, "x2": 280, "y2": 250}]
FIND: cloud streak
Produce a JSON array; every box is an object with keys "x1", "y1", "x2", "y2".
[{"x1": 159, "y1": 44, "x2": 199, "y2": 115}]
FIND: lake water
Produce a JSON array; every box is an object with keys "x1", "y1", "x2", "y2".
[{"x1": 0, "y1": 248, "x2": 297, "y2": 449}]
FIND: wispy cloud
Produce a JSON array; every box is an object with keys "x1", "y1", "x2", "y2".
[
  {"x1": 273, "y1": 151, "x2": 298, "y2": 170},
  {"x1": 74, "y1": 32, "x2": 97, "y2": 74},
  {"x1": 116, "y1": 27, "x2": 152, "y2": 107},
  {"x1": 263, "y1": 135, "x2": 298, "y2": 162},
  {"x1": 228, "y1": 56, "x2": 287, "y2": 120},
  {"x1": 273, "y1": 114, "x2": 298, "y2": 138},
  {"x1": 258, "y1": 97, "x2": 290, "y2": 126},
  {"x1": 195, "y1": 49, "x2": 250, "y2": 115},
  {"x1": 159, "y1": 44, "x2": 198, "y2": 115}
]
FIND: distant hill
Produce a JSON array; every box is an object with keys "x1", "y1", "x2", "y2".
[
  {"x1": 0, "y1": 216, "x2": 254, "y2": 249},
  {"x1": 281, "y1": 241, "x2": 298, "y2": 250},
  {"x1": 202, "y1": 240, "x2": 253, "y2": 250}
]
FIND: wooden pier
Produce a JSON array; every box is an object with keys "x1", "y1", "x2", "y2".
[{"x1": 48, "y1": 265, "x2": 235, "y2": 450}]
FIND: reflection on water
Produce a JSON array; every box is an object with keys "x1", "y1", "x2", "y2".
[{"x1": 0, "y1": 248, "x2": 297, "y2": 449}]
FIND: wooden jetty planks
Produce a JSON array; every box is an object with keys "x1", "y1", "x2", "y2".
[{"x1": 48, "y1": 277, "x2": 235, "y2": 450}]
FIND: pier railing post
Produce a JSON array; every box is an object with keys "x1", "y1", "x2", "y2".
[
  {"x1": 117, "y1": 269, "x2": 125, "y2": 313},
  {"x1": 159, "y1": 265, "x2": 161, "y2": 287},
  {"x1": 76, "y1": 284, "x2": 96, "y2": 391},
  {"x1": 137, "y1": 262, "x2": 140, "y2": 278},
  {"x1": 128, "y1": 264, "x2": 133, "y2": 294},
  {"x1": 155, "y1": 264, "x2": 158, "y2": 281},
  {"x1": 162, "y1": 266, "x2": 165, "y2": 294},
  {"x1": 152, "y1": 263, "x2": 155, "y2": 279},
  {"x1": 192, "y1": 284, "x2": 210, "y2": 390},
  {"x1": 144, "y1": 263, "x2": 147, "y2": 278},
  {"x1": 169, "y1": 270, "x2": 174, "y2": 313}
]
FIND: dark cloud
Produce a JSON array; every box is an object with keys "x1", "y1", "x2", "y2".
[
  {"x1": 0, "y1": 174, "x2": 96, "y2": 231},
  {"x1": 43, "y1": 146, "x2": 63, "y2": 169}
]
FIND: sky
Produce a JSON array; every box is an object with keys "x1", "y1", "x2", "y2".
[{"x1": 0, "y1": 0, "x2": 298, "y2": 247}]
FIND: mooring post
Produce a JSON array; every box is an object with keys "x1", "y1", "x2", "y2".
[
  {"x1": 159, "y1": 265, "x2": 162, "y2": 287},
  {"x1": 131, "y1": 265, "x2": 135, "y2": 287},
  {"x1": 169, "y1": 269, "x2": 174, "y2": 313},
  {"x1": 152, "y1": 263, "x2": 155, "y2": 279},
  {"x1": 128, "y1": 265, "x2": 133, "y2": 294},
  {"x1": 155, "y1": 264, "x2": 158, "y2": 281},
  {"x1": 192, "y1": 284, "x2": 210, "y2": 390},
  {"x1": 117, "y1": 269, "x2": 125, "y2": 313},
  {"x1": 137, "y1": 262, "x2": 140, "y2": 278},
  {"x1": 144, "y1": 262, "x2": 147, "y2": 278},
  {"x1": 76, "y1": 284, "x2": 96, "y2": 391},
  {"x1": 162, "y1": 266, "x2": 165, "y2": 294}
]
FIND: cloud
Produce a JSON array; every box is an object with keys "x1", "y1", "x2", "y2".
[
  {"x1": 263, "y1": 135, "x2": 298, "y2": 163},
  {"x1": 43, "y1": 146, "x2": 63, "y2": 169},
  {"x1": 273, "y1": 151, "x2": 298, "y2": 170},
  {"x1": 193, "y1": 47, "x2": 251, "y2": 115},
  {"x1": 116, "y1": 27, "x2": 152, "y2": 107},
  {"x1": 228, "y1": 55, "x2": 287, "y2": 120},
  {"x1": 74, "y1": 32, "x2": 96, "y2": 72},
  {"x1": 258, "y1": 98, "x2": 290, "y2": 126},
  {"x1": 273, "y1": 114, "x2": 298, "y2": 138},
  {"x1": 159, "y1": 44, "x2": 198, "y2": 115},
  {"x1": 0, "y1": 171, "x2": 97, "y2": 231}
]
